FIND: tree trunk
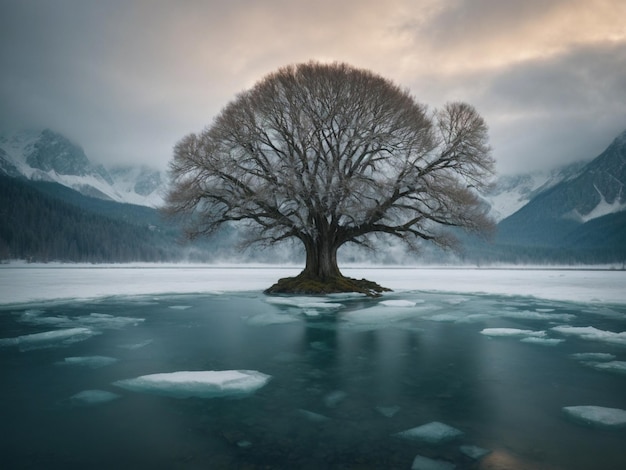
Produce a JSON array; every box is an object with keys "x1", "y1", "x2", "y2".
[{"x1": 302, "y1": 236, "x2": 342, "y2": 280}]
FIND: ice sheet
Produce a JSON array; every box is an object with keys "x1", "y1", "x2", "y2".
[
  {"x1": 113, "y1": 370, "x2": 271, "y2": 398},
  {"x1": 395, "y1": 421, "x2": 464, "y2": 444},
  {"x1": 2, "y1": 265, "x2": 625, "y2": 305},
  {"x1": 563, "y1": 405, "x2": 626, "y2": 427},
  {"x1": 0, "y1": 327, "x2": 98, "y2": 351}
]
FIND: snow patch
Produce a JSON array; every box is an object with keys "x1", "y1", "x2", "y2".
[{"x1": 113, "y1": 370, "x2": 271, "y2": 398}]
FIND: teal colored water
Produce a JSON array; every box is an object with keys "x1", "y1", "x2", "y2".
[{"x1": 1, "y1": 292, "x2": 625, "y2": 469}]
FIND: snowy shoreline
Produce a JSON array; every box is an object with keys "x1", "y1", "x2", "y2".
[{"x1": 1, "y1": 264, "x2": 625, "y2": 306}]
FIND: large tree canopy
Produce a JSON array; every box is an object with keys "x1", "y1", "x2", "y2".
[{"x1": 165, "y1": 62, "x2": 494, "y2": 295}]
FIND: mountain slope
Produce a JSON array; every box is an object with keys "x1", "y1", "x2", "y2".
[
  {"x1": 496, "y1": 129, "x2": 626, "y2": 259},
  {"x1": 0, "y1": 129, "x2": 166, "y2": 207},
  {"x1": 0, "y1": 175, "x2": 176, "y2": 262},
  {"x1": 480, "y1": 160, "x2": 588, "y2": 221}
]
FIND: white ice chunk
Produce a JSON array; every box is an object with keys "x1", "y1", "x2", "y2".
[
  {"x1": 113, "y1": 370, "x2": 271, "y2": 398},
  {"x1": 571, "y1": 352, "x2": 616, "y2": 361},
  {"x1": 380, "y1": 300, "x2": 418, "y2": 307},
  {"x1": 520, "y1": 337, "x2": 564, "y2": 346},
  {"x1": 563, "y1": 405, "x2": 626, "y2": 427},
  {"x1": 168, "y1": 305, "x2": 192, "y2": 310},
  {"x1": 0, "y1": 327, "x2": 98, "y2": 351},
  {"x1": 480, "y1": 328, "x2": 546, "y2": 338},
  {"x1": 57, "y1": 355, "x2": 118, "y2": 368},
  {"x1": 396, "y1": 421, "x2": 463, "y2": 444},
  {"x1": 70, "y1": 389, "x2": 120, "y2": 405},
  {"x1": 551, "y1": 326, "x2": 626, "y2": 345},
  {"x1": 411, "y1": 455, "x2": 456, "y2": 470},
  {"x1": 590, "y1": 361, "x2": 626, "y2": 374},
  {"x1": 459, "y1": 445, "x2": 491, "y2": 459},
  {"x1": 376, "y1": 405, "x2": 400, "y2": 418}
]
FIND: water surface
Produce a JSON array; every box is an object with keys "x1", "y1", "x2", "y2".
[{"x1": 1, "y1": 290, "x2": 625, "y2": 469}]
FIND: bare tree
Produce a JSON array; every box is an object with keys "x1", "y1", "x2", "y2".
[{"x1": 165, "y1": 62, "x2": 494, "y2": 294}]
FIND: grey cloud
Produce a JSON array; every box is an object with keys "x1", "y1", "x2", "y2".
[{"x1": 479, "y1": 41, "x2": 626, "y2": 173}]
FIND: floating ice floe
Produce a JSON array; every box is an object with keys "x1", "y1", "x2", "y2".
[
  {"x1": 571, "y1": 352, "x2": 616, "y2": 361},
  {"x1": 247, "y1": 312, "x2": 301, "y2": 326},
  {"x1": 113, "y1": 370, "x2": 271, "y2": 398},
  {"x1": 70, "y1": 389, "x2": 120, "y2": 405},
  {"x1": 551, "y1": 326, "x2": 626, "y2": 346},
  {"x1": 0, "y1": 327, "x2": 99, "y2": 351},
  {"x1": 395, "y1": 421, "x2": 463, "y2": 444},
  {"x1": 168, "y1": 305, "x2": 192, "y2": 310},
  {"x1": 562, "y1": 405, "x2": 626, "y2": 428},
  {"x1": 379, "y1": 299, "x2": 419, "y2": 308},
  {"x1": 343, "y1": 304, "x2": 438, "y2": 327},
  {"x1": 520, "y1": 337, "x2": 564, "y2": 346},
  {"x1": 266, "y1": 296, "x2": 343, "y2": 310},
  {"x1": 56, "y1": 355, "x2": 118, "y2": 368},
  {"x1": 411, "y1": 455, "x2": 456, "y2": 470},
  {"x1": 480, "y1": 328, "x2": 546, "y2": 338},
  {"x1": 498, "y1": 310, "x2": 575, "y2": 321},
  {"x1": 459, "y1": 444, "x2": 491, "y2": 460},
  {"x1": 588, "y1": 361, "x2": 626, "y2": 374},
  {"x1": 19, "y1": 310, "x2": 144, "y2": 329}
]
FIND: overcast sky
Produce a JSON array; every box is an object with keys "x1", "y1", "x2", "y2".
[{"x1": 1, "y1": 0, "x2": 625, "y2": 175}]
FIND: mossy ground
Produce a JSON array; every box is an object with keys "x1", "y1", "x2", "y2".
[{"x1": 264, "y1": 272, "x2": 391, "y2": 297}]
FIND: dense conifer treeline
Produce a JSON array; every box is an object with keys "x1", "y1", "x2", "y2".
[
  {"x1": 0, "y1": 175, "x2": 177, "y2": 262},
  {"x1": 1, "y1": 174, "x2": 624, "y2": 265}
]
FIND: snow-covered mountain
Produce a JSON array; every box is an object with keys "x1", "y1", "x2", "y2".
[
  {"x1": 0, "y1": 129, "x2": 166, "y2": 207},
  {"x1": 480, "y1": 160, "x2": 589, "y2": 222},
  {"x1": 496, "y1": 128, "x2": 626, "y2": 250}
]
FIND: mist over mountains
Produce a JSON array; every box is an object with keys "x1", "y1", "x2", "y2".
[
  {"x1": 0, "y1": 130, "x2": 164, "y2": 207},
  {"x1": 1, "y1": 128, "x2": 624, "y2": 265}
]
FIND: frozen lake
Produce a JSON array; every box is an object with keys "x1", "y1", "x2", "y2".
[{"x1": 1, "y1": 265, "x2": 625, "y2": 469}]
